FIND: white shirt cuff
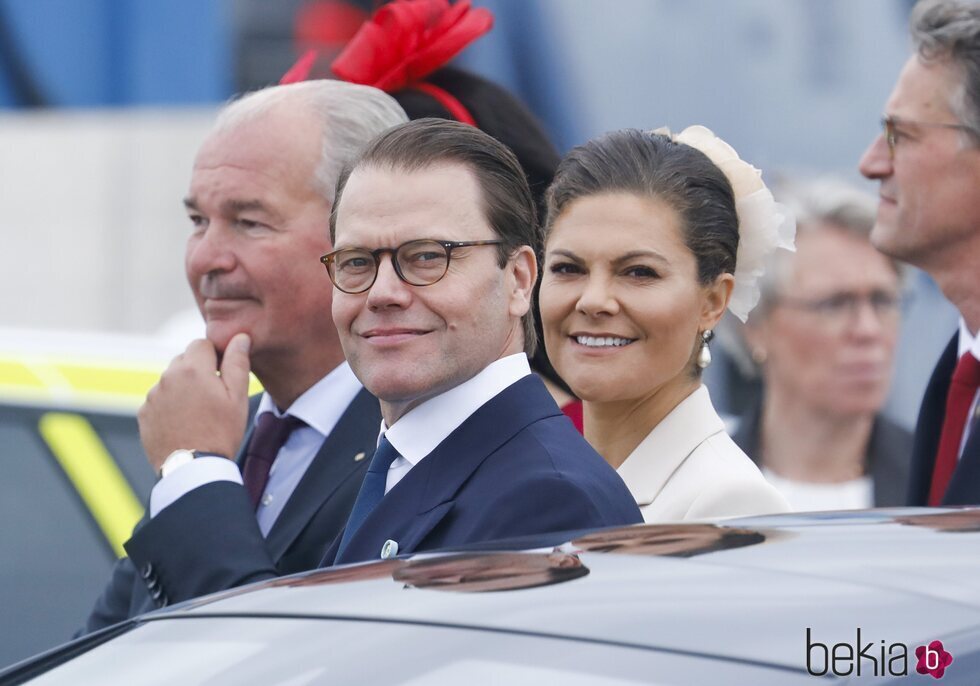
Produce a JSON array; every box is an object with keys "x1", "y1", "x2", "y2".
[{"x1": 149, "y1": 457, "x2": 243, "y2": 517}]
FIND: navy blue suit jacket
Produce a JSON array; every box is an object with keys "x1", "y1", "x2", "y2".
[
  {"x1": 82, "y1": 387, "x2": 380, "y2": 631},
  {"x1": 123, "y1": 374, "x2": 641, "y2": 606},
  {"x1": 907, "y1": 335, "x2": 980, "y2": 506}
]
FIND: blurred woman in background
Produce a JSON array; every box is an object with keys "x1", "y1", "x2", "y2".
[
  {"x1": 539, "y1": 127, "x2": 792, "y2": 522},
  {"x1": 735, "y1": 180, "x2": 910, "y2": 510}
]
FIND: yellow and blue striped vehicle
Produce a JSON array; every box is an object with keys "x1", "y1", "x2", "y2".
[{"x1": 0, "y1": 328, "x2": 255, "y2": 667}]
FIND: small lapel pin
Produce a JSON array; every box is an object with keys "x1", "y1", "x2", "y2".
[
  {"x1": 353, "y1": 451, "x2": 367, "y2": 462},
  {"x1": 380, "y1": 539, "x2": 399, "y2": 559}
]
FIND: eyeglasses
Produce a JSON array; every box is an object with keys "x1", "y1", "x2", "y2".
[
  {"x1": 776, "y1": 291, "x2": 902, "y2": 329},
  {"x1": 880, "y1": 115, "x2": 980, "y2": 158},
  {"x1": 320, "y1": 238, "x2": 503, "y2": 294}
]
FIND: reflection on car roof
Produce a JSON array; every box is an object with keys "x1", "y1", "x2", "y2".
[{"x1": 153, "y1": 508, "x2": 980, "y2": 674}]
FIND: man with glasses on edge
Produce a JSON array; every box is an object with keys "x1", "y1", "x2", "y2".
[
  {"x1": 123, "y1": 118, "x2": 641, "y2": 605},
  {"x1": 859, "y1": 0, "x2": 980, "y2": 506}
]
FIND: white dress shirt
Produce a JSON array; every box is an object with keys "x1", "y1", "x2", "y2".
[
  {"x1": 380, "y1": 353, "x2": 530, "y2": 493},
  {"x1": 956, "y1": 318, "x2": 980, "y2": 460},
  {"x1": 150, "y1": 362, "x2": 363, "y2": 536}
]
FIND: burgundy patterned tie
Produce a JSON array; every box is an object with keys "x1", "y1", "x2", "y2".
[{"x1": 241, "y1": 412, "x2": 305, "y2": 509}]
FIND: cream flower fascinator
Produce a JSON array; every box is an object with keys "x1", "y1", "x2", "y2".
[{"x1": 652, "y1": 125, "x2": 796, "y2": 322}]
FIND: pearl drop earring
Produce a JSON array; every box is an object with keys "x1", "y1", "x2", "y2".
[{"x1": 696, "y1": 330, "x2": 713, "y2": 369}]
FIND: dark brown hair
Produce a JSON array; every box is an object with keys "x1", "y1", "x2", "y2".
[{"x1": 545, "y1": 128, "x2": 739, "y2": 286}]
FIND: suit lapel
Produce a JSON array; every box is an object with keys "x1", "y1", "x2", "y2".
[
  {"x1": 867, "y1": 417, "x2": 911, "y2": 507},
  {"x1": 617, "y1": 386, "x2": 724, "y2": 506},
  {"x1": 908, "y1": 335, "x2": 958, "y2": 505},
  {"x1": 333, "y1": 375, "x2": 561, "y2": 564},
  {"x1": 265, "y1": 388, "x2": 381, "y2": 561},
  {"x1": 943, "y1": 416, "x2": 980, "y2": 505},
  {"x1": 386, "y1": 502, "x2": 456, "y2": 556}
]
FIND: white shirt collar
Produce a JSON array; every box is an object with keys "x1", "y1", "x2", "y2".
[
  {"x1": 382, "y1": 353, "x2": 531, "y2": 465},
  {"x1": 958, "y1": 318, "x2": 980, "y2": 361},
  {"x1": 256, "y1": 361, "x2": 362, "y2": 437}
]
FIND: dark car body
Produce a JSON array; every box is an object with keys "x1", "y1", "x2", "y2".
[{"x1": 3, "y1": 508, "x2": 979, "y2": 685}]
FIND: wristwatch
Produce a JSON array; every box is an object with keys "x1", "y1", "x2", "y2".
[{"x1": 158, "y1": 449, "x2": 225, "y2": 478}]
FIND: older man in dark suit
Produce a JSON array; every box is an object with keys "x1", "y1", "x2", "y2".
[
  {"x1": 859, "y1": 0, "x2": 980, "y2": 506},
  {"x1": 123, "y1": 119, "x2": 641, "y2": 606},
  {"x1": 81, "y1": 80, "x2": 408, "y2": 630}
]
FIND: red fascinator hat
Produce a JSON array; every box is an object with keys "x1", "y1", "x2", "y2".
[{"x1": 282, "y1": 0, "x2": 492, "y2": 126}]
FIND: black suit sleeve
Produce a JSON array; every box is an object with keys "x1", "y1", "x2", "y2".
[{"x1": 123, "y1": 482, "x2": 278, "y2": 607}]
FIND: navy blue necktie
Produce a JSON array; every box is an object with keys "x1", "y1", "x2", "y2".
[{"x1": 335, "y1": 436, "x2": 401, "y2": 558}]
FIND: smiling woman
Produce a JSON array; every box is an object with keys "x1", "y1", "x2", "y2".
[{"x1": 539, "y1": 128, "x2": 791, "y2": 522}]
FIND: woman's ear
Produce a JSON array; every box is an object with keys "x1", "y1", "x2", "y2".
[{"x1": 699, "y1": 272, "x2": 734, "y2": 330}]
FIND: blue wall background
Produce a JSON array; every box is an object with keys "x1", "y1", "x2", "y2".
[{"x1": 0, "y1": 0, "x2": 232, "y2": 107}]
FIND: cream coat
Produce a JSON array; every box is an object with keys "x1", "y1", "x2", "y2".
[{"x1": 617, "y1": 385, "x2": 789, "y2": 522}]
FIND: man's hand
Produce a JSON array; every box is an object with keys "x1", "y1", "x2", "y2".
[{"x1": 139, "y1": 333, "x2": 252, "y2": 473}]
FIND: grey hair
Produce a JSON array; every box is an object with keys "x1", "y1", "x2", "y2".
[
  {"x1": 211, "y1": 80, "x2": 408, "y2": 204},
  {"x1": 911, "y1": 0, "x2": 980, "y2": 137},
  {"x1": 752, "y1": 178, "x2": 904, "y2": 317}
]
